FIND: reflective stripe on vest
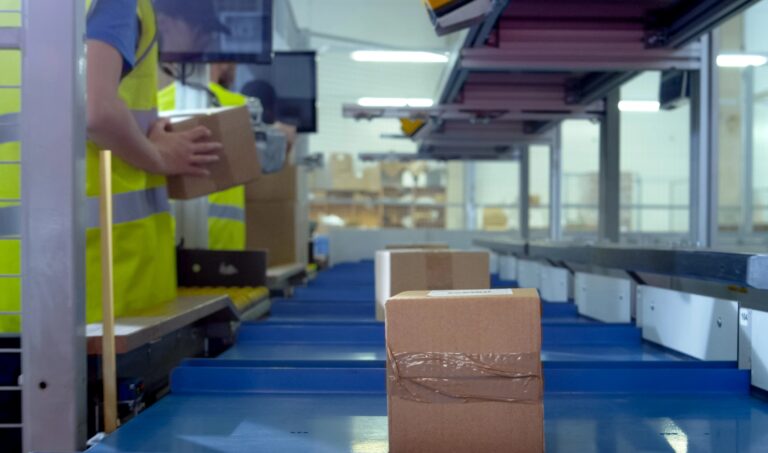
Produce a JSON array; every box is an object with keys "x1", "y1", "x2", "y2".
[
  {"x1": 0, "y1": 112, "x2": 18, "y2": 124},
  {"x1": 0, "y1": 122, "x2": 17, "y2": 144},
  {"x1": 86, "y1": 186, "x2": 171, "y2": 229},
  {"x1": 0, "y1": 188, "x2": 173, "y2": 236},
  {"x1": 208, "y1": 203, "x2": 245, "y2": 222},
  {"x1": 0, "y1": 205, "x2": 19, "y2": 237},
  {"x1": 0, "y1": 112, "x2": 19, "y2": 145}
]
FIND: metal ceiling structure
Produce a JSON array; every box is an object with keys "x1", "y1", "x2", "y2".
[{"x1": 342, "y1": 0, "x2": 759, "y2": 159}]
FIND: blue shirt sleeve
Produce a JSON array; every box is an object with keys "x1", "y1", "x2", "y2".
[{"x1": 86, "y1": 0, "x2": 138, "y2": 75}]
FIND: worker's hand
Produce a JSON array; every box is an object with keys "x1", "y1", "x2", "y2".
[
  {"x1": 148, "y1": 119, "x2": 223, "y2": 176},
  {"x1": 274, "y1": 121, "x2": 297, "y2": 155}
]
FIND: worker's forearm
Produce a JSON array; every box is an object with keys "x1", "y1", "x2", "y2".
[{"x1": 87, "y1": 98, "x2": 164, "y2": 174}]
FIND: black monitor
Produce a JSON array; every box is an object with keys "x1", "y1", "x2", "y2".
[
  {"x1": 238, "y1": 52, "x2": 318, "y2": 133},
  {"x1": 659, "y1": 70, "x2": 689, "y2": 110},
  {"x1": 154, "y1": 0, "x2": 272, "y2": 64}
]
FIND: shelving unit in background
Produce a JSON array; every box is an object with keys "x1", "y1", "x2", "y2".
[{"x1": 309, "y1": 154, "x2": 450, "y2": 229}]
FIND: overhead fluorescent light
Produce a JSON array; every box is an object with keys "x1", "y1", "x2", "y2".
[
  {"x1": 716, "y1": 54, "x2": 768, "y2": 68},
  {"x1": 358, "y1": 97, "x2": 434, "y2": 108},
  {"x1": 618, "y1": 100, "x2": 660, "y2": 112},
  {"x1": 351, "y1": 51, "x2": 449, "y2": 63}
]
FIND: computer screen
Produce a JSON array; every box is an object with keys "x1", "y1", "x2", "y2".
[
  {"x1": 659, "y1": 70, "x2": 689, "y2": 110},
  {"x1": 237, "y1": 52, "x2": 318, "y2": 133},
  {"x1": 154, "y1": 0, "x2": 273, "y2": 64}
]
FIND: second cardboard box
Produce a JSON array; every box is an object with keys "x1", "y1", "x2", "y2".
[{"x1": 374, "y1": 249, "x2": 490, "y2": 321}]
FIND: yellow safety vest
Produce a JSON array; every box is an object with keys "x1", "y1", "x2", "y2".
[
  {"x1": 83, "y1": 0, "x2": 176, "y2": 323},
  {"x1": 0, "y1": 1, "x2": 22, "y2": 332},
  {"x1": 157, "y1": 82, "x2": 247, "y2": 251}
]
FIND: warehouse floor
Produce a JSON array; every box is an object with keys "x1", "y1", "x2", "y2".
[{"x1": 88, "y1": 261, "x2": 768, "y2": 452}]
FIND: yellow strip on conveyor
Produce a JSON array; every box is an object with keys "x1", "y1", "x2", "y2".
[
  {"x1": 424, "y1": 0, "x2": 456, "y2": 11},
  {"x1": 177, "y1": 286, "x2": 269, "y2": 313},
  {"x1": 400, "y1": 118, "x2": 426, "y2": 137}
]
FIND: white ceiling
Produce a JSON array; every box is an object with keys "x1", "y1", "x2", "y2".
[
  {"x1": 285, "y1": 0, "x2": 463, "y2": 155},
  {"x1": 288, "y1": 0, "x2": 460, "y2": 52}
]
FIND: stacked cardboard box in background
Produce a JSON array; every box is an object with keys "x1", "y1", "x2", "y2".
[
  {"x1": 386, "y1": 289, "x2": 544, "y2": 452},
  {"x1": 309, "y1": 153, "x2": 383, "y2": 193},
  {"x1": 245, "y1": 163, "x2": 309, "y2": 267},
  {"x1": 374, "y1": 249, "x2": 490, "y2": 321}
]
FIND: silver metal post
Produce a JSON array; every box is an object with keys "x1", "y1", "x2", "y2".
[
  {"x1": 740, "y1": 65, "x2": 754, "y2": 237},
  {"x1": 21, "y1": 0, "x2": 88, "y2": 450},
  {"x1": 549, "y1": 128, "x2": 563, "y2": 241},
  {"x1": 689, "y1": 33, "x2": 717, "y2": 248},
  {"x1": 598, "y1": 89, "x2": 621, "y2": 243},
  {"x1": 463, "y1": 161, "x2": 477, "y2": 229},
  {"x1": 519, "y1": 146, "x2": 530, "y2": 240}
]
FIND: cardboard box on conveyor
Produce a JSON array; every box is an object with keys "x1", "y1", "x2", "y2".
[
  {"x1": 165, "y1": 106, "x2": 260, "y2": 200},
  {"x1": 385, "y1": 288, "x2": 544, "y2": 453},
  {"x1": 384, "y1": 243, "x2": 450, "y2": 250},
  {"x1": 246, "y1": 200, "x2": 308, "y2": 267},
  {"x1": 374, "y1": 249, "x2": 489, "y2": 321}
]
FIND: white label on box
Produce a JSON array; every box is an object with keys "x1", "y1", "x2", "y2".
[{"x1": 428, "y1": 289, "x2": 513, "y2": 297}]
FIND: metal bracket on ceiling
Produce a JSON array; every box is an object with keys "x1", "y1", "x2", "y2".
[
  {"x1": 460, "y1": 109, "x2": 508, "y2": 125},
  {"x1": 523, "y1": 121, "x2": 554, "y2": 135},
  {"x1": 342, "y1": 105, "x2": 436, "y2": 122},
  {"x1": 460, "y1": 44, "x2": 702, "y2": 72},
  {"x1": 645, "y1": 30, "x2": 671, "y2": 48}
]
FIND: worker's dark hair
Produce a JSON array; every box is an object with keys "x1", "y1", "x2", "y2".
[{"x1": 241, "y1": 80, "x2": 277, "y2": 124}]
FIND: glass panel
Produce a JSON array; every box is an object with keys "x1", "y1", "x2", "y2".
[
  {"x1": 529, "y1": 145, "x2": 550, "y2": 237},
  {"x1": 619, "y1": 71, "x2": 690, "y2": 237},
  {"x1": 308, "y1": 153, "x2": 454, "y2": 230},
  {"x1": 715, "y1": 1, "x2": 768, "y2": 250},
  {"x1": 474, "y1": 161, "x2": 519, "y2": 232},
  {"x1": 561, "y1": 119, "x2": 599, "y2": 238}
]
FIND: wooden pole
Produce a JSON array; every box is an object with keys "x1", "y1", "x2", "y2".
[{"x1": 99, "y1": 150, "x2": 118, "y2": 433}]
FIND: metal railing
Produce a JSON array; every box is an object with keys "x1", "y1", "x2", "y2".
[{"x1": 5, "y1": 1, "x2": 89, "y2": 451}]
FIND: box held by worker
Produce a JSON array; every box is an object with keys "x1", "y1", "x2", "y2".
[
  {"x1": 165, "y1": 106, "x2": 260, "y2": 200},
  {"x1": 375, "y1": 249, "x2": 489, "y2": 321},
  {"x1": 386, "y1": 288, "x2": 544, "y2": 453}
]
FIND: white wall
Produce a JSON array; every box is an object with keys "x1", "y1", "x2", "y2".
[
  {"x1": 620, "y1": 72, "x2": 690, "y2": 233},
  {"x1": 288, "y1": 0, "x2": 457, "y2": 157},
  {"x1": 561, "y1": 120, "x2": 600, "y2": 234},
  {"x1": 312, "y1": 51, "x2": 445, "y2": 155},
  {"x1": 328, "y1": 227, "x2": 508, "y2": 264},
  {"x1": 745, "y1": 3, "x2": 768, "y2": 225}
]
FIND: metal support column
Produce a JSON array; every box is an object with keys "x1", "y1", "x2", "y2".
[
  {"x1": 689, "y1": 33, "x2": 717, "y2": 248},
  {"x1": 549, "y1": 128, "x2": 563, "y2": 241},
  {"x1": 463, "y1": 161, "x2": 477, "y2": 230},
  {"x1": 598, "y1": 89, "x2": 621, "y2": 243},
  {"x1": 520, "y1": 146, "x2": 530, "y2": 240},
  {"x1": 740, "y1": 66, "x2": 754, "y2": 237},
  {"x1": 21, "y1": 0, "x2": 88, "y2": 451}
]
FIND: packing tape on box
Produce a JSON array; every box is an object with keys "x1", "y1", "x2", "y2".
[
  {"x1": 424, "y1": 252, "x2": 454, "y2": 290},
  {"x1": 387, "y1": 349, "x2": 542, "y2": 404}
]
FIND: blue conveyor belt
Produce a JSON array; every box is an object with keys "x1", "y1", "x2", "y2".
[{"x1": 88, "y1": 260, "x2": 768, "y2": 452}]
